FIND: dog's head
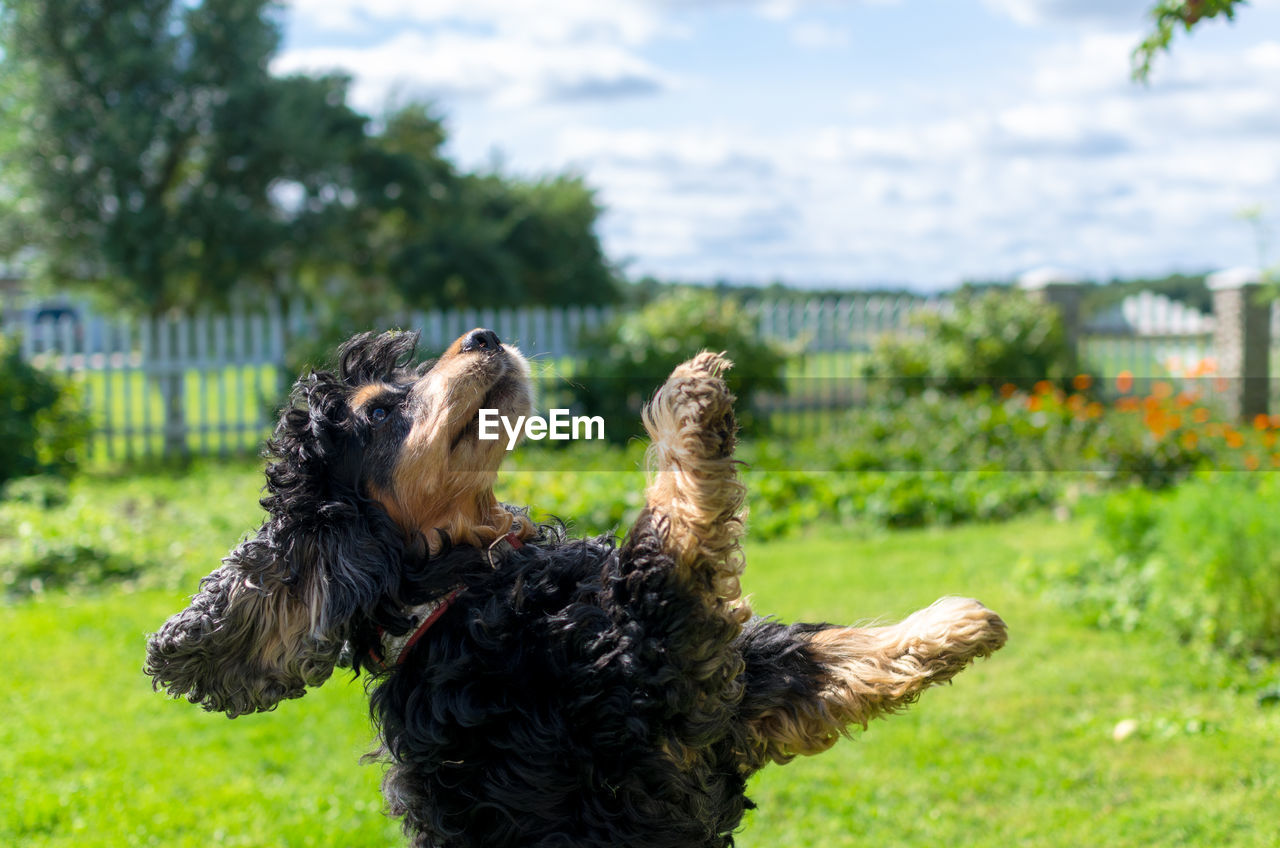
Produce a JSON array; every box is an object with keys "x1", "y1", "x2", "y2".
[{"x1": 145, "y1": 329, "x2": 533, "y2": 717}]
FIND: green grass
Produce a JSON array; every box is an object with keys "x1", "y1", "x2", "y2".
[
  {"x1": 2, "y1": 468, "x2": 1277, "y2": 847},
  {"x1": 68, "y1": 364, "x2": 283, "y2": 461}
]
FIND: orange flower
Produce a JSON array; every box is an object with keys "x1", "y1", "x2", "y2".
[
  {"x1": 1166, "y1": 413, "x2": 1182, "y2": 430},
  {"x1": 1028, "y1": 396, "x2": 1043, "y2": 412},
  {"x1": 1000, "y1": 383, "x2": 1017, "y2": 399},
  {"x1": 1181, "y1": 432, "x2": 1199, "y2": 450},
  {"x1": 1225, "y1": 430, "x2": 1245, "y2": 450},
  {"x1": 1245, "y1": 454, "x2": 1261, "y2": 471},
  {"x1": 1066, "y1": 394, "x2": 1086, "y2": 412},
  {"x1": 1072, "y1": 373, "x2": 1093, "y2": 392},
  {"x1": 1151, "y1": 381, "x2": 1174, "y2": 400},
  {"x1": 1086, "y1": 401, "x2": 1104, "y2": 418},
  {"x1": 1175, "y1": 392, "x2": 1198, "y2": 408},
  {"x1": 1255, "y1": 413, "x2": 1272, "y2": 432},
  {"x1": 1272, "y1": 453, "x2": 1280, "y2": 468},
  {"x1": 1192, "y1": 407, "x2": 1212, "y2": 424},
  {"x1": 1265, "y1": 432, "x2": 1277, "y2": 449},
  {"x1": 1116, "y1": 371, "x2": 1135, "y2": 394},
  {"x1": 1033, "y1": 380, "x2": 1054, "y2": 397}
]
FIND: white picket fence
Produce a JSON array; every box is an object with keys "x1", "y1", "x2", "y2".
[
  {"x1": 6, "y1": 289, "x2": 1259, "y2": 460},
  {"x1": 3, "y1": 295, "x2": 932, "y2": 459}
]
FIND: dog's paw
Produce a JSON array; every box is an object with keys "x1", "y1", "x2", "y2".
[
  {"x1": 897, "y1": 597, "x2": 1007, "y2": 682},
  {"x1": 645, "y1": 352, "x2": 737, "y2": 460},
  {"x1": 937, "y1": 596, "x2": 1008, "y2": 660}
]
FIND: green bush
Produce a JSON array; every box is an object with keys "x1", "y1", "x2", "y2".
[
  {"x1": 503, "y1": 382, "x2": 1221, "y2": 540},
  {"x1": 0, "y1": 333, "x2": 89, "y2": 486},
  {"x1": 567, "y1": 290, "x2": 787, "y2": 443},
  {"x1": 0, "y1": 489, "x2": 145, "y2": 598},
  {"x1": 0, "y1": 461, "x2": 264, "y2": 598},
  {"x1": 865, "y1": 288, "x2": 1079, "y2": 397},
  {"x1": 502, "y1": 437, "x2": 1064, "y2": 541},
  {"x1": 1030, "y1": 473, "x2": 1280, "y2": 661}
]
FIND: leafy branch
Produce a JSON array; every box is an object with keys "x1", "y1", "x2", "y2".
[{"x1": 1133, "y1": 0, "x2": 1248, "y2": 81}]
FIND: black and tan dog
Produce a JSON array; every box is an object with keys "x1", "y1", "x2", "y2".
[{"x1": 146, "y1": 329, "x2": 1006, "y2": 848}]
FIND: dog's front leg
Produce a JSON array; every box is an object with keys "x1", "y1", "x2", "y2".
[
  {"x1": 740, "y1": 598, "x2": 1007, "y2": 766},
  {"x1": 631, "y1": 351, "x2": 748, "y2": 622},
  {"x1": 604, "y1": 353, "x2": 748, "y2": 734}
]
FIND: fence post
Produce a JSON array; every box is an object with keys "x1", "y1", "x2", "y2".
[
  {"x1": 1018, "y1": 268, "x2": 1084, "y2": 370},
  {"x1": 1207, "y1": 267, "x2": 1269, "y2": 421}
]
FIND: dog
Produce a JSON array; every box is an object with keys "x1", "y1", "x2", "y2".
[{"x1": 146, "y1": 328, "x2": 1007, "y2": 848}]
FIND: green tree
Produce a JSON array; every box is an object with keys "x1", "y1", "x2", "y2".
[
  {"x1": 355, "y1": 104, "x2": 619, "y2": 309},
  {"x1": 1, "y1": 0, "x2": 373, "y2": 453},
  {"x1": 1135, "y1": 0, "x2": 1249, "y2": 80},
  {"x1": 0, "y1": 0, "x2": 369, "y2": 312}
]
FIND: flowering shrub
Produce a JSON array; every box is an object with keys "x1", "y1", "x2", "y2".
[{"x1": 502, "y1": 367, "x2": 1280, "y2": 539}]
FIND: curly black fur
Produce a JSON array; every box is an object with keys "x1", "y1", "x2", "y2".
[
  {"x1": 146, "y1": 333, "x2": 447, "y2": 716},
  {"x1": 359, "y1": 523, "x2": 826, "y2": 848},
  {"x1": 146, "y1": 331, "x2": 836, "y2": 847}
]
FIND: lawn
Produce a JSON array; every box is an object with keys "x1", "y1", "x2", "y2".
[{"x1": 2, "y1": 466, "x2": 1277, "y2": 847}]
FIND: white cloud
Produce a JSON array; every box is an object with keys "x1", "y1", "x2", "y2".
[
  {"x1": 278, "y1": 0, "x2": 1280, "y2": 285},
  {"x1": 274, "y1": 30, "x2": 674, "y2": 111},
  {"x1": 542, "y1": 28, "x2": 1280, "y2": 286},
  {"x1": 789, "y1": 20, "x2": 851, "y2": 48},
  {"x1": 1031, "y1": 33, "x2": 1136, "y2": 95},
  {"x1": 287, "y1": 0, "x2": 667, "y2": 45},
  {"x1": 279, "y1": 0, "x2": 688, "y2": 109},
  {"x1": 981, "y1": 0, "x2": 1149, "y2": 27}
]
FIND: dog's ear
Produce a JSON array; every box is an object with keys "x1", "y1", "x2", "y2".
[
  {"x1": 144, "y1": 528, "x2": 343, "y2": 717},
  {"x1": 146, "y1": 365, "x2": 408, "y2": 717}
]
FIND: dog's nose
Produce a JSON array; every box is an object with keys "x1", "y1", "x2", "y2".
[{"x1": 460, "y1": 328, "x2": 502, "y2": 353}]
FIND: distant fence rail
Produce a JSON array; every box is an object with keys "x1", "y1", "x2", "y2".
[
  {"x1": 5, "y1": 290, "x2": 1273, "y2": 461},
  {"x1": 2, "y1": 296, "x2": 930, "y2": 460}
]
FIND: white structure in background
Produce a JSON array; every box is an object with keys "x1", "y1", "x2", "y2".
[{"x1": 1086, "y1": 290, "x2": 1214, "y2": 337}]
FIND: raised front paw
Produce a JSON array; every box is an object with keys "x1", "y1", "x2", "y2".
[{"x1": 644, "y1": 352, "x2": 737, "y2": 461}]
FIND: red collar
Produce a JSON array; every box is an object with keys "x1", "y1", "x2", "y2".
[{"x1": 372, "y1": 532, "x2": 524, "y2": 670}]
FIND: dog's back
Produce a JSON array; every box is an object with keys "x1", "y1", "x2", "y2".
[{"x1": 365, "y1": 534, "x2": 755, "y2": 848}]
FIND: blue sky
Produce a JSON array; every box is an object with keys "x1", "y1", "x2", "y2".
[{"x1": 276, "y1": 0, "x2": 1280, "y2": 290}]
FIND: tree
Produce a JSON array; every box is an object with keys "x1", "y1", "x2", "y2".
[
  {"x1": 1, "y1": 0, "x2": 374, "y2": 454},
  {"x1": 0, "y1": 0, "x2": 369, "y2": 312},
  {"x1": 1134, "y1": 0, "x2": 1249, "y2": 80},
  {"x1": 354, "y1": 103, "x2": 619, "y2": 309}
]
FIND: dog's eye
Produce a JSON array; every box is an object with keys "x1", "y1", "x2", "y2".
[{"x1": 370, "y1": 407, "x2": 388, "y2": 424}]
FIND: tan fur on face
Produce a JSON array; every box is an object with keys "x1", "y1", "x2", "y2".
[
  {"x1": 641, "y1": 352, "x2": 749, "y2": 624},
  {"x1": 367, "y1": 331, "x2": 534, "y2": 553},
  {"x1": 749, "y1": 598, "x2": 1007, "y2": 764}
]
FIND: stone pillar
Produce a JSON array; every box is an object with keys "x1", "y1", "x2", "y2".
[
  {"x1": 1207, "y1": 267, "x2": 1269, "y2": 421},
  {"x1": 1018, "y1": 267, "x2": 1084, "y2": 366}
]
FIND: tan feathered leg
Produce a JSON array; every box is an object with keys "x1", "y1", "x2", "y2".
[
  {"x1": 752, "y1": 598, "x2": 1008, "y2": 762},
  {"x1": 641, "y1": 351, "x2": 749, "y2": 624}
]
